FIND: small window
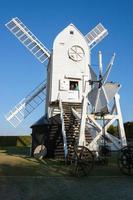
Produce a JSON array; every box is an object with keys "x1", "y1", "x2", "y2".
[
  {"x1": 59, "y1": 42, "x2": 65, "y2": 46},
  {"x1": 70, "y1": 30, "x2": 74, "y2": 35},
  {"x1": 70, "y1": 81, "x2": 79, "y2": 90}
]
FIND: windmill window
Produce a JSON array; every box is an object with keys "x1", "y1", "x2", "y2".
[
  {"x1": 70, "y1": 30, "x2": 74, "y2": 35},
  {"x1": 70, "y1": 81, "x2": 79, "y2": 90}
]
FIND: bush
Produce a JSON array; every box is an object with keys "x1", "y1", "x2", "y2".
[
  {"x1": 108, "y1": 122, "x2": 133, "y2": 139},
  {"x1": 124, "y1": 122, "x2": 133, "y2": 139}
]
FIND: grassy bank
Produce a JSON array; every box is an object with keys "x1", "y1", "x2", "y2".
[{"x1": 0, "y1": 136, "x2": 31, "y2": 147}]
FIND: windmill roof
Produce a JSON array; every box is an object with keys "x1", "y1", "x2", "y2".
[{"x1": 30, "y1": 114, "x2": 61, "y2": 128}]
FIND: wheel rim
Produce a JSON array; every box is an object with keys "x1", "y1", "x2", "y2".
[
  {"x1": 70, "y1": 146, "x2": 94, "y2": 177},
  {"x1": 118, "y1": 146, "x2": 133, "y2": 175}
]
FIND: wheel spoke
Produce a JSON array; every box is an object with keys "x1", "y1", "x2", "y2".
[
  {"x1": 69, "y1": 146, "x2": 94, "y2": 177},
  {"x1": 118, "y1": 145, "x2": 133, "y2": 175}
]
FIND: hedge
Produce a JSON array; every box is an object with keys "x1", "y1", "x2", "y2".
[{"x1": 0, "y1": 136, "x2": 31, "y2": 147}]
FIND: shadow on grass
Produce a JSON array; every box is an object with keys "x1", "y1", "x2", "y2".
[
  {"x1": 0, "y1": 146, "x2": 30, "y2": 156},
  {"x1": 0, "y1": 147, "x2": 132, "y2": 178},
  {"x1": 0, "y1": 147, "x2": 71, "y2": 177}
]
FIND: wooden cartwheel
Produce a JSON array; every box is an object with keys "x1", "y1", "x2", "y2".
[
  {"x1": 118, "y1": 145, "x2": 133, "y2": 175},
  {"x1": 68, "y1": 146, "x2": 94, "y2": 177}
]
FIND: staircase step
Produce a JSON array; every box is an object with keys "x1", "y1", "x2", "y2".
[{"x1": 46, "y1": 102, "x2": 93, "y2": 160}]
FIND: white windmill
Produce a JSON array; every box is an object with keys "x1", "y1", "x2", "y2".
[{"x1": 5, "y1": 18, "x2": 127, "y2": 159}]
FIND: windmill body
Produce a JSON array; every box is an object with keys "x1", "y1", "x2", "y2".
[
  {"x1": 46, "y1": 24, "x2": 91, "y2": 117},
  {"x1": 5, "y1": 18, "x2": 127, "y2": 159}
]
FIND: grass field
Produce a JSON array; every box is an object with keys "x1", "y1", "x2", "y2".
[{"x1": 0, "y1": 147, "x2": 133, "y2": 200}]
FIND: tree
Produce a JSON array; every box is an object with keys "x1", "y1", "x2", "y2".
[
  {"x1": 124, "y1": 122, "x2": 133, "y2": 138},
  {"x1": 108, "y1": 122, "x2": 133, "y2": 139},
  {"x1": 107, "y1": 125, "x2": 117, "y2": 136}
]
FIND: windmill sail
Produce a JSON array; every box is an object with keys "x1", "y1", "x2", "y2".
[
  {"x1": 5, "y1": 80, "x2": 47, "y2": 127},
  {"x1": 85, "y1": 23, "x2": 108, "y2": 49},
  {"x1": 88, "y1": 83, "x2": 120, "y2": 113},
  {"x1": 5, "y1": 17, "x2": 50, "y2": 63},
  {"x1": 103, "y1": 82, "x2": 121, "y2": 102},
  {"x1": 89, "y1": 65, "x2": 97, "y2": 82},
  {"x1": 88, "y1": 52, "x2": 120, "y2": 113},
  {"x1": 102, "y1": 53, "x2": 116, "y2": 84}
]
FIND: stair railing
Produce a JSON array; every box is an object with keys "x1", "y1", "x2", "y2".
[
  {"x1": 78, "y1": 81, "x2": 89, "y2": 146},
  {"x1": 59, "y1": 97, "x2": 68, "y2": 158}
]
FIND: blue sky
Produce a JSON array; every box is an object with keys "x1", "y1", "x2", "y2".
[{"x1": 0, "y1": 0, "x2": 133, "y2": 135}]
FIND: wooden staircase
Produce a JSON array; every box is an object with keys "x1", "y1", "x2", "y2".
[
  {"x1": 62, "y1": 102, "x2": 81, "y2": 158},
  {"x1": 47, "y1": 124, "x2": 64, "y2": 159},
  {"x1": 85, "y1": 128, "x2": 93, "y2": 145},
  {"x1": 34, "y1": 102, "x2": 93, "y2": 160},
  {"x1": 47, "y1": 103, "x2": 82, "y2": 160},
  {"x1": 48, "y1": 102, "x2": 93, "y2": 160}
]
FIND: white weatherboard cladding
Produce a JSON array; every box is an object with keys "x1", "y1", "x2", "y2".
[{"x1": 49, "y1": 24, "x2": 91, "y2": 103}]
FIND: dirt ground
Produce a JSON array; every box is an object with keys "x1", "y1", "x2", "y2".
[{"x1": 0, "y1": 147, "x2": 133, "y2": 200}]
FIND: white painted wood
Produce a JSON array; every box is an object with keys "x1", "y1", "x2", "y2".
[
  {"x1": 47, "y1": 24, "x2": 91, "y2": 104},
  {"x1": 5, "y1": 81, "x2": 47, "y2": 127},
  {"x1": 59, "y1": 98, "x2": 68, "y2": 158},
  {"x1": 85, "y1": 23, "x2": 108, "y2": 49},
  {"x1": 78, "y1": 82, "x2": 89, "y2": 146},
  {"x1": 5, "y1": 18, "x2": 127, "y2": 155},
  {"x1": 6, "y1": 17, "x2": 50, "y2": 63},
  {"x1": 115, "y1": 94, "x2": 127, "y2": 146}
]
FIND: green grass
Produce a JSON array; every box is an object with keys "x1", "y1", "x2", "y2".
[
  {"x1": 0, "y1": 147, "x2": 70, "y2": 177},
  {"x1": 0, "y1": 147, "x2": 121, "y2": 177},
  {"x1": 0, "y1": 147, "x2": 133, "y2": 200}
]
